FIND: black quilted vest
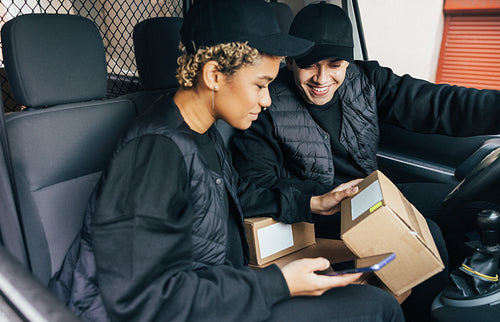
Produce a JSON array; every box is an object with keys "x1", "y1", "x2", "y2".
[
  {"x1": 268, "y1": 63, "x2": 379, "y2": 185},
  {"x1": 120, "y1": 95, "x2": 248, "y2": 270}
]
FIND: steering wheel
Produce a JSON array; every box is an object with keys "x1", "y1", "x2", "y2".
[{"x1": 442, "y1": 147, "x2": 500, "y2": 211}]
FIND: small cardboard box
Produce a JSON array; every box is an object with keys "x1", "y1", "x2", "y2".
[
  {"x1": 244, "y1": 217, "x2": 315, "y2": 266},
  {"x1": 340, "y1": 170, "x2": 444, "y2": 296}
]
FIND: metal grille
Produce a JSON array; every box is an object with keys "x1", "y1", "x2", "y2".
[{"x1": 0, "y1": 0, "x2": 183, "y2": 112}]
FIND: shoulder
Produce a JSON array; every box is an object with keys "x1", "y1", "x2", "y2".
[
  {"x1": 118, "y1": 94, "x2": 189, "y2": 148},
  {"x1": 114, "y1": 134, "x2": 185, "y2": 173},
  {"x1": 353, "y1": 60, "x2": 382, "y2": 73},
  {"x1": 353, "y1": 60, "x2": 398, "y2": 84}
]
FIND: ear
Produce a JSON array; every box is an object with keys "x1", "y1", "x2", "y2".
[
  {"x1": 202, "y1": 61, "x2": 221, "y2": 90},
  {"x1": 285, "y1": 57, "x2": 294, "y2": 71}
]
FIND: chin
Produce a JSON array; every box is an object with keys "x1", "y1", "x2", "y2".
[
  {"x1": 238, "y1": 123, "x2": 252, "y2": 131},
  {"x1": 237, "y1": 120, "x2": 254, "y2": 130},
  {"x1": 224, "y1": 120, "x2": 249, "y2": 131}
]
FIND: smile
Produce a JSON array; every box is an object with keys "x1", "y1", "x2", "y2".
[
  {"x1": 309, "y1": 85, "x2": 331, "y2": 96},
  {"x1": 312, "y1": 86, "x2": 329, "y2": 92}
]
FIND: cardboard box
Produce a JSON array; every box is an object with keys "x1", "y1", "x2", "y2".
[
  {"x1": 244, "y1": 217, "x2": 315, "y2": 266},
  {"x1": 249, "y1": 237, "x2": 353, "y2": 269},
  {"x1": 250, "y1": 238, "x2": 411, "y2": 304},
  {"x1": 340, "y1": 170, "x2": 444, "y2": 296}
]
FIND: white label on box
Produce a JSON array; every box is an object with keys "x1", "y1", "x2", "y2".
[
  {"x1": 257, "y1": 222, "x2": 294, "y2": 259},
  {"x1": 351, "y1": 180, "x2": 383, "y2": 221}
]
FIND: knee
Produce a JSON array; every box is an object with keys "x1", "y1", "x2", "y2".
[
  {"x1": 426, "y1": 219, "x2": 448, "y2": 257},
  {"x1": 362, "y1": 285, "x2": 405, "y2": 322}
]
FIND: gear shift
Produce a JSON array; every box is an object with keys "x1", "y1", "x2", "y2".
[
  {"x1": 444, "y1": 210, "x2": 500, "y2": 298},
  {"x1": 431, "y1": 210, "x2": 500, "y2": 321},
  {"x1": 477, "y1": 210, "x2": 500, "y2": 247}
]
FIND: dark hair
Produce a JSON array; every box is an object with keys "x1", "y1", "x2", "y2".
[{"x1": 176, "y1": 42, "x2": 261, "y2": 88}]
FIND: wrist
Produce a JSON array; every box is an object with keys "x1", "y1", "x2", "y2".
[{"x1": 310, "y1": 195, "x2": 321, "y2": 214}]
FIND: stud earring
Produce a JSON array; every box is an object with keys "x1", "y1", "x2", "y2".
[{"x1": 214, "y1": 85, "x2": 218, "y2": 90}]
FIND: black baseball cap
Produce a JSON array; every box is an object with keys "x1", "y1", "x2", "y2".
[
  {"x1": 180, "y1": 0, "x2": 313, "y2": 57},
  {"x1": 289, "y1": 1, "x2": 354, "y2": 68}
]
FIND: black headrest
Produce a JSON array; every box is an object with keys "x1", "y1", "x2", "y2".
[
  {"x1": 1, "y1": 14, "x2": 107, "y2": 108},
  {"x1": 133, "y1": 17, "x2": 183, "y2": 91}
]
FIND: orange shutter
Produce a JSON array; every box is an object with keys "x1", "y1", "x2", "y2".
[{"x1": 436, "y1": 0, "x2": 500, "y2": 90}]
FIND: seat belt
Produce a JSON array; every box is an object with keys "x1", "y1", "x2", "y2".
[{"x1": 0, "y1": 98, "x2": 31, "y2": 269}]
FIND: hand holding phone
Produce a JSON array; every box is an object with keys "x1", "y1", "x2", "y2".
[{"x1": 326, "y1": 252, "x2": 395, "y2": 276}]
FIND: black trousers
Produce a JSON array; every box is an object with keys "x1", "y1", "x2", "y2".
[{"x1": 268, "y1": 284, "x2": 404, "y2": 322}]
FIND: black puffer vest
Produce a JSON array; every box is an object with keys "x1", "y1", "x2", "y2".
[
  {"x1": 122, "y1": 95, "x2": 248, "y2": 270},
  {"x1": 268, "y1": 64, "x2": 379, "y2": 185},
  {"x1": 49, "y1": 95, "x2": 248, "y2": 321}
]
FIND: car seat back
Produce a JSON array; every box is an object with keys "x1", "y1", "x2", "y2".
[
  {"x1": 1, "y1": 13, "x2": 136, "y2": 285},
  {"x1": 123, "y1": 17, "x2": 183, "y2": 114}
]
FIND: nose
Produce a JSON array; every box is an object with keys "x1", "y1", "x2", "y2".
[
  {"x1": 314, "y1": 64, "x2": 328, "y2": 84},
  {"x1": 260, "y1": 88, "x2": 272, "y2": 109}
]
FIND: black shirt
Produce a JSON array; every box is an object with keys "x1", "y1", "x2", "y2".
[{"x1": 306, "y1": 92, "x2": 365, "y2": 184}]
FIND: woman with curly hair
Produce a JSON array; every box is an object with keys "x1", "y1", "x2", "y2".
[{"x1": 53, "y1": 0, "x2": 405, "y2": 321}]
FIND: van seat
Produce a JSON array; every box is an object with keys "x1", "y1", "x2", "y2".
[
  {"x1": 1, "y1": 13, "x2": 136, "y2": 285},
  {"x1": 123, "y1": 17, "x2": 183, "y2": 114}
]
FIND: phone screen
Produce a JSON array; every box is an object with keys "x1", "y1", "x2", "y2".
[{"x1": 329, "y1": 253, "x2": 395, "y2": 275}]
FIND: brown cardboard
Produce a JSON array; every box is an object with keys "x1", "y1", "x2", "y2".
[
  {"x1": 340, "y1": 170, "x2": 444, "y2": 295},
  {"x1": 244, "y1": 217, "x2": 315, "y2": 265},
  {"x1": 249, "y1": 238, "x2": 410, "y2": 304},
  {"x1": 249, "y1": 237, "x2": 355, "y2": 269}
]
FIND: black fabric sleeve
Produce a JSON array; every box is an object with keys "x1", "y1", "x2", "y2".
[
  {"x1": 358, "y1": 60, "x2": 500, "y2": 136},
  {"x1": 236, "y1": 172, "x2": 317, "y2": 224},
  {"x1": 91, "y1": 135, "x2": 290, "y2": 322},
  {"x1": 231, "y1": 110, "x2": 332, "y2": 195}
]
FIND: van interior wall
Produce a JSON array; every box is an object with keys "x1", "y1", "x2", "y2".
[{"x1": 358, "y1": 0, "x2": 444, "y2": 82}]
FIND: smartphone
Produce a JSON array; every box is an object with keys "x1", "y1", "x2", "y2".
[{"x1": 327, "y1": 252, "x2": 395, "y2": 276}]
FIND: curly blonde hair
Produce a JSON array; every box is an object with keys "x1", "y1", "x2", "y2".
[{"x1": 176, "y1": 42, "x2": 261, "y2": 88}]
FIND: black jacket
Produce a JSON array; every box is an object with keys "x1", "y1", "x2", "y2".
[
  {"x1": 50, "y1": 94, "x2": 316, "y2": 322},
  {"x1": 267, "y1": 63, "x2": 378, "y2": 187},
  {"x1": 231, "y1": 61, "x2": 500, "y2": 194}
]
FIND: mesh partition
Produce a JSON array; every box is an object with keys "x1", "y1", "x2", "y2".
[{"x1": 0, "y1": 0, "x2": 183, "y2": 112}]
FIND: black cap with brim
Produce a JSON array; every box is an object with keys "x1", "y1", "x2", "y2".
[
  {"x1": 294, "y1": 43, "x2": 353, "y2": 68},
  {"x1": 289, "y1": 2, "x2": 354, "y2": 68},
  {"x1": 181, "y1": 0, "x2": 313, "y2": 57}
]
